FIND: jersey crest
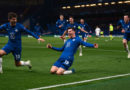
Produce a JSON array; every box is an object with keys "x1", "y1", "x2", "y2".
[{"x1": 72, "y1": 39, "x2": 75, "y2": 41}]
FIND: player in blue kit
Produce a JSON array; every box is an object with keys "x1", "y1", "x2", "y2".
[
  {"x1": 78, "y1": 18, "x2": 90, "y2": 48},
  {"x1": 117, "y1": 14, "x2": 130, "y2": 58},
  {"x1": 61, "y1": 16, "x2": 88, "y2": 56},
  {"x1": 56, "y1": 14, "x2": 67, "y2": 39},
  {"x1": 47, "y1": 27, "x2": 98, "y2": 75},
  {"x1": 65, "y1": 17, "x2": 88, "y2": 36},
  {"x1": 61, "y1": 16, "x2": 88, "y2": 40},
  {"x1": 0, "y1": 12, "x2": 45, "y2": 74}
]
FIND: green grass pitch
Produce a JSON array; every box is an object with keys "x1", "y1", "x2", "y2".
[{"x1": 0, "y1": 36, "x2": 130, "y2": 90}]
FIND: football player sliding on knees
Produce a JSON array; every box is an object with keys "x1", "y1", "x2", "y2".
[{"x1": 47, "y1": 27, "x2": 98, "y2": 75}]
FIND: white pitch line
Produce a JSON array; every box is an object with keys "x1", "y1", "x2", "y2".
[{"x1": 28, "y1": 73, "x2": 130, "y2": 90}]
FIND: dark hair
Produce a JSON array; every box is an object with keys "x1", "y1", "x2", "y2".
[
  {"x1": 80, "y1": 18, "x2": 84, "y2": 20},
  {"x1": 124, "y1": 12, "x2": 129, "y2": 17},
  {"x1": 69, "y1": 16, "x2": 74, "y2": 19},
  {"x1": 8, "y1": 12, "x2": 17, "y2": 19},
  {"x1": 60, "y1": 14, "x2": 63, "y2": 16},
  {"x1": 67, "y1": 27, "x2": 75, "y2": 31}
]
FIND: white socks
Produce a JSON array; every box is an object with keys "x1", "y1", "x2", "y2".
[
  {"x1": 126, "y1": 44, "x2": 130, "y2": 58},
  {"x1": 20, "y1": 61, "x2": 30, "y2": 66},
  {"x1": 79, "y1": 45, "x2": 82, "y2": 56},
  {"x1": 0, "y1": 57, "x2": 3, "y2": 73},
  {"x1": 126, "y1": 44, "x2": 130, "y2": 53},
  {"x1": 0, "y1": 60, "x2": 31, "y2": 74},
  {"x1": 63, "y1": 70, "x2": 73, "y2": 75}
]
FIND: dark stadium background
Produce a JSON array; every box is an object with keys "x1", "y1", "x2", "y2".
[{"x1": 0, "y1": 0, "x2": 129, "y2": 35}]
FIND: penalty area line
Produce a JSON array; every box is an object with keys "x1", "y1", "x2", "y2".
[{"x1": 28, "y1": 73, "x2": 130, "y2": 90}]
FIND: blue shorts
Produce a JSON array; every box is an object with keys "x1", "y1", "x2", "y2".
[
  {"x1": 123, "y1": 31, "x2": 130, "y2": 41},
  {"x1": 2, "y1": 43, "x2": 21, "y2": 61},
  {"x1": 53, "y1": 58, "x2": 73, "y2": 70}
]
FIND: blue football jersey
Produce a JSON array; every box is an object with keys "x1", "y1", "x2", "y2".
[
  {"x1": 0, "y1": 23, "x2": 39, "y2": 47},
  {"x1": 117, "y1": 19, "x2": 130, "y2": 31},
  {"x1": 78, "y1": 23, "x2": 90, "y2": 34},
  {"x1": 52, "y1": 37, "x2": 94, "y2": 61},
  {"x1": 56, "y1": 19, "x2": 67, "y2": 30}
]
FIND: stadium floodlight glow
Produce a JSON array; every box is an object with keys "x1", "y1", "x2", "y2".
[
  {"x1": 62, "y1": 6, "x2": 66, "y2": 9},
  {"x1": 74, "y1": 5, "x2": 78, "y2": 8},
  {"x1": 74, "y1": 5, "x2": 80, "y2": 8},
  {"x1": 118, "y1": 1, "x2": 123, "y2": 4},
  {"x1": 98, "y1": 3, "x2": 102, "y2": 6},
  {"x1": 104, "y1": 3, "x2": 109, "y2": 5},
  {"x1": 86, "y1": 4, "x2": 90, "y2": 7},
  {"x1": 81, "y1": 5, "x2": 85, "y2": 7},
  {"x1": 111, "y1": 2, "x2": 116, "y2": 5},
  {"x1": 66, "y1": 6, "x2": 71, "y2": 9},
  {"x1": 90, "y1": 4, "x2": 96, "y2": 7},
  {"x1": 124, "y1": 0, "x2": 130, "y2": 4}
]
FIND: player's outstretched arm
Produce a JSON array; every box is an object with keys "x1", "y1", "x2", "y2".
[
  {"x1": 25, "y1": 28, "x2": 45, "y2": 42},
  {"x1": 21, "y1": 24, "x2": 45, "y2": 42},
  {"x1": 78, "y1": 26, "x2": 88, "y2": 33},
  {"x1": 47, "y1": 43, "x2": 64, "y2": 51},
  {"x1": 80, "y1": 38, "x2": 98, "y2": 48}
]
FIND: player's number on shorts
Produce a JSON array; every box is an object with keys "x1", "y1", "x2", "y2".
[
  {"x1": 64, "y1": 60, "x2": 69, "y2": 65},
  {"x1": 15, "y1": 54, "x2": 20, "y2": 60}
]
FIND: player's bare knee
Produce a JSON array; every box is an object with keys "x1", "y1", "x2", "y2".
[
  {"x1": 56, "y1": 71, "x2": 63, "y2": 75},
  {"x1": 50, "y1": 68, "x2": 57, "y2": 74},
  {"x1": 50, "y1": 70, "x2": 56, "y2": 74},
  {"x1": 0, "y1": 50, "x2": 6, "y2": 57},
  {"x1": 50, "y1": 66, "x2": 58, "y2": 74},
  {"x1": 123, "y1": 39, "x2": 127, "y2": 44}
]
